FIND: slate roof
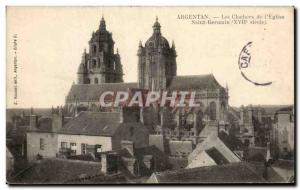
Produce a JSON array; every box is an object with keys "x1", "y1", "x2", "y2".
[
  {"x1": 148, "y1": 162, "x2": 266, "y2": 183},
  {"x1": 205, "y1": 147, "x2": 229, "y2": 165},
  {"x1": 11, "y1": 158, "x2": 103, "y2": 184},
  {"x1": 168, "y1": 74, "x2": 224, "y2": 91},
  {"x1": 272, "y1": 159, "x2": 294, "y2": 170},
  {"x1": 66, "y1": 83, "x2": 137, "y2": 102},
  {"x1": 59, "y1": 111, "x2": 121, "y2": 136}
]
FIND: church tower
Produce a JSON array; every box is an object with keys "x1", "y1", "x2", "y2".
[
  {"x1": 137, "y1": 18, "x2": 177, "y2": 90},
  {"x1": 77, "y1": 17, "x2": 123, "y2": 84}
]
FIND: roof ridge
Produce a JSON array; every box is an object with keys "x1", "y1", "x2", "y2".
[
  {"x1": 72, "y1": 82, "x2": 137, "y2": 86},
  {"x1": 175, "y1": 74, "x2": 213, "y2": 78}
]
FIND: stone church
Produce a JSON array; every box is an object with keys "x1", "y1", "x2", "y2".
[{"x1": 65, "y1": 17, "x2": 230, "y2": 148}]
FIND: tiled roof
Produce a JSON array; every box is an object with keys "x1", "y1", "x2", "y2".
[
  {"x1": 66, "y1": 83, "x2": 137, "y2": 102},
  {"x1": 148, "y1": 162, "x2": 266, "y2": 183},
  {"x1": 59, "y1": 111, "x2": 121, "y2": 136},
  {"x1": 11, "y1": 158, "x2": 102, "y2": 184},
  {"x1": 168, "y1": 74, "x2": 224, "y2": 91}
]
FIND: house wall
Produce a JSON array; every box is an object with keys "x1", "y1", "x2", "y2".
[
  {"x1": 57, "y1": 134, "x2": 112, "y2": 155},
  {"x1": 26, "y1": 132, "x2": 58, "y2": 162},
  {"x1": 186, "y1": 151, "x2": 216, "y2": 168}
]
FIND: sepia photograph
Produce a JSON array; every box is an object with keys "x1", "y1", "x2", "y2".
[{"x1": 5, "y1": 6, "x2": 295, "y2": 184}]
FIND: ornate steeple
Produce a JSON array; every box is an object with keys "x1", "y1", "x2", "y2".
[
  {"x1": 100, "y1": 16, "x2": 106, "y2": 30},
  {"x1": 76, "y1": 17, "x2": 123, "y2": 84},
  {"x1": 152, "y1": 16, "x2": 161, "y2": 35},
  {"x1": 138, "y1": 18, "x2": 177, "y2": 90}
]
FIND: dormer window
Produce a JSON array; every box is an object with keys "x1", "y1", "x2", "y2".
[
  {"x1": 93, "y1": 45, "x2": 97, "y2": 53},
  {"x1": 92, "y1": 59, "x2": 97, "y2": 68}
]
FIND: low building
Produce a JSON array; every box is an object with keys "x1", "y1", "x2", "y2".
[
  {"x1": 272, "y1": 108, "x2": 294, "y2": 159},
  {"x1": 26, "y1": 108, "x2": 149, "y2": 162},
  {"x1": 187, "y1": 134, "x2": 240, "y2": 168}
]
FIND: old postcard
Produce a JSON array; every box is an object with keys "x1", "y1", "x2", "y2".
[{"x1": 6, "y1": 6, "x2": 294, "y2": 184}]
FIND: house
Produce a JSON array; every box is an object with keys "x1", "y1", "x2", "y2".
[
  {"x1": 26, "y1": 107, "x2": 149, "y2": 162},
  {"x1": 272, "y1": 108, "x2": 294, "y2": 159},
  {"x1": 100, "y1": 141, "x2": 171, "y2": 177},
  {"x1": 187, "y1": 134, "x2": 240, "y2": 168},
  {"x1": 146, "y1": 162, "x2": 266, "y2": 183}
]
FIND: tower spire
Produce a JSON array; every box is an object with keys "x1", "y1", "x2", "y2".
[
  {"x1": 152, "y1": 16, "x2": 161, "y2": 35},
  {"x1": 100, "y1": 16, "x2": 106, "y2": 30},
  {"x1": 172, "y1": 40, "x2": 175, "y2": 49}
]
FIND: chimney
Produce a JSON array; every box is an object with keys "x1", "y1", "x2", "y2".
[
  {"x1": 239, "y1": 106, "x2": 244, "y2": 125},
  {"x1": 266, "y1": 142, "x2": 272, "y2": 162},
  {"x1": 192, "y1": 112, "x2": 198, "y2": 136},
  {"x1": 257, "y1": 107, "x2": 263, "y2": 123},
  {"x1": 160, "y1": 110, "x2": 164, "y2": 126},
  {"x1": 121, "y1": 140, "x2": 134, "y2": 156},
  {"x1": 119, "y1": 107, "x2": 124, "y2": 123},
  {"x1": 101, "y1": 153, "x2": 107, "y2": 174},
  {"x1": 248, "y1": 105, "x2": 253, "y2": 125},
  {"x1": 140, "y1": 107, "x2": 144, "y2": 124},
  {"x1": 52, "y1": 106, "x2": 64, "y2": 132},
  {"x1": 29, "y1": 115, "x2": 38, "y2": 130},
  {"x1": 143, "y1": 155, "x2": 153, "y2": 169}
]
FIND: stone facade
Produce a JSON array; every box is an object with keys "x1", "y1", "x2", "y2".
[
  {"x1": 137, "y1": 18, "x2": 177, "y2": 90},
  {"x1": 27, "y1": 132, "x2": 58, "y2": 162},
  {"x1": 66, "y1": 17, "x2": 230, "y2": 155}
]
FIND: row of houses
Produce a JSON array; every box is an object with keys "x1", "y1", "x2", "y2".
[{"x1": 6, "y1": 105, "x2": 294, "y2": 183}]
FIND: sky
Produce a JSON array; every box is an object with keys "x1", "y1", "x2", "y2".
[{"x1": 6, "y1": 6, "x2": 294, "y2": 108}]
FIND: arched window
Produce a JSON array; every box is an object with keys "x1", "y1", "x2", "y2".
[
  {"x1": 92, "y1": 59, "x2": 97, "y2": 68},
  {"x1": 94, "y1": 78, "x2": 98, "y2": 84},
  {"x1": 91, "y1": 104, "x2": 98, "y2": 111},
  {"x1": 220, "y1": 102, "x2": 226, "y2": 120},
  {"x1": 86, "y1": 78, "x2": 90, "y2": 84},
  {"x1": 130, "y1": 127, "x2": 134, "y2": 138},
  {"x1": 68, "y1": 104, "x2": 74, "y2": 114},
  {"x1": 209, "y1": 101, "x2": 217, "y2": 120},
  {"x1": 93, "y1": 45, "x2": 97, "y2": 53}
]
